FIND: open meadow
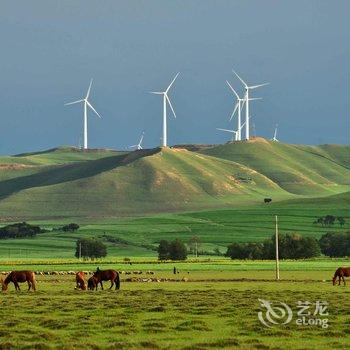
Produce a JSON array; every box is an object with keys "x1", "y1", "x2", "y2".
[{"x1": 0, "y1": 260, "x2": 349, "y2": 350}]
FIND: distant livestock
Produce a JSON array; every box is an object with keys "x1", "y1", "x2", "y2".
[
  {"x1": 1, "y1": 271, "x2": 36, "y2": 292},
  {"x1": 264, "y1": 198, "x2": 272, "y2": 204}
]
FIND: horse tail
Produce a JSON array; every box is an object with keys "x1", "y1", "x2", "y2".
[
  {"x1": 31, "y1": 272, "x2": 37, "y2": 291},
  {"x1": 115, "y1": 272, "x2": 120, "y2": 290}
]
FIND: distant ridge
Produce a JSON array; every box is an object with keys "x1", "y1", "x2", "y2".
[{"x1": 0, "y1": 139, "x2": 349, "y2": 219}]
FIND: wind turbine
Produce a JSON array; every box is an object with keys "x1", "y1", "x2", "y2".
[
  {"x1": 150, "y1": 73, "x2": 179, "y2": 147},
  {"x1": 217, "y1": 117, "x2": 251, "y2": 142},
  {"x1": 65, "y1": 79, "x2": 101, "y2": 150},
  {"x1": 226, "y1": 81, "x2": 262, "y2": 141},
  {"x1": 232, "y1": 70, "x2": 269, "y2": 141},
  {"x1": 129, "y1": 131, "x2": 145, "y2": 150},
  {"x1": 271, "y1": 124, "x2": 279, "y2": 142}
]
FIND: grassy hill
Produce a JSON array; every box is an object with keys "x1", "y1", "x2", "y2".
[{"x1": 0, "y1": 139, "x2": 349, "y2": 220}]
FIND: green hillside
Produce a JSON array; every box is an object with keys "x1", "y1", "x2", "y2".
[
  {"x1": 0, "y1": 139, "x2": 349, "y2": 220},
  {"x1": 200, "y1": 138, "x2": 350, "y2": 195}
]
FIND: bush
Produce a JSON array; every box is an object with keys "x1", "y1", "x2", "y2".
[
  {"x1": 61, "y1": 223, "x2": 80, "y2": 232},
  {"x1": 0, "y1": 222, "x2": 43, "y2": 239},
  {"x1": 157, "y1": 239, "x2": 187, "y2": 260},
  {"x1": 75, "y1": 238, "x2": 107, "y2": 259}
]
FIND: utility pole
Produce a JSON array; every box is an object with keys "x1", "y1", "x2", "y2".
[
  {"x1": 275, "y1": 215, "x2": 280, "y2": 281},
  {"x1": 79, "y1": 243, "x2": 82, "y2": 260}
]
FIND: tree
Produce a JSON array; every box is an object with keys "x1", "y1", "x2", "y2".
[
  {"x1": 169, "y1": 239, "x2": 187, "y2": 260},
  {"x1": 0, "y1": 222, "x2": 43, "y2": 239},
  {"x1": 75, "y1": 238, "x2": 107, "y2": 259},
  {"x1": 319, "y1": 232, "x2": 350, "y2": 257},
  {"x1": 158, "y1": 240, "x2": 170, "y2": 260}
]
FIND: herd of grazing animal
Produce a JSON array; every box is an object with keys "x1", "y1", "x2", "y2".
[
  {"x1": 1, "y1": 268, "x2": 120, "y2": 292},
  {"x1": 1, "y1": 267, "x2": 350, "y2": 291}
]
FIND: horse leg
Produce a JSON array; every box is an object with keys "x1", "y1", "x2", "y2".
[
  {"x1": 343, "y1": 276, "x2": 346, "y2": 286},
  {"x1": 27, "y1": 281, "x2": 31, "y2": 291},
  {"x1": 14, "y1": 282, "x2": 20, "y2": 291},
  {"x1": 110, "y1": 280, "x2": 114, "y2": 289},
  {"x1": 100, "y1": 282, "x2": 103, "y2": 290},
  {"x1": 338, "y1": 276, "x2": 341, "y2": 286}
]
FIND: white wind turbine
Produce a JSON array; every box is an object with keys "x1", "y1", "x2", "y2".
[
  {"x1": 226, "y1": 81, "x2": 262, "y2": 141},
  {"x1": 271, "y1": 124, "x2": 279, "y2": 142},
  {"x1": 150, "y1": 73, "x2": 179, "y2": 147},
  {"x1": 129, "y1": 131, "x2": 145, "y2": 150},
  {"x1": 217, "y1": 117, "x2": 251, "y2": 142},
  {"x1": 65, "y1": 79, "x2": 101, "y2": 150},
  {"x1": 232, "y1": 70, "x2": 269, "y2": 141}
]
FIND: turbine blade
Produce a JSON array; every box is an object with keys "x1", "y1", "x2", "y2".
[
  {"x1": 165, "y1": 94, "x2": 177, "y2": 118},
  {"x1": 249, "y1": 82, "x2": 269, "y2": 89},
  {"x1": 86, "y1": 100, "x2": 102, "y2": 118},
  {"x1": 232, "y1": 70, "x2": 247, "y2": 87},
  {"x1": 229, "y1": 102, "x2": 239, "y2": 121},
  {"x1": 216, "y1": 128, "x2": 235, "y2": 133},
  {"x1": 86, "y1": 79, "x2": 93, "y2": 99},
  {"x1": 165, "y1": 72, "x2": 180, "y2": 93},
  {"x1": 149, "y1": 91, "x2": 164, "y2": 95},
  {"x1": 248, "y1": 97, "x2": 263, "y2": 101},
  {"x1": 226, "y1": 81, "x2": 239, "y2": 99},
  {"x1": 64, "y1": 99, "x2": 84, "y2": 106}
]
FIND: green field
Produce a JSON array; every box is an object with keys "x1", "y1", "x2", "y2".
[
  {"x1": 0, "y1": 200, "x2": 348, "y2": 259},
  {"x1": 0, "y1": 260, "x2": 348, "y2": 350}
]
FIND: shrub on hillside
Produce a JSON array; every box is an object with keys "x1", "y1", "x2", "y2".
[
  {"x1": 61, "y1": 223, "x2": 80, "y2": 232},
  {"x1": 0, "y1": 222, "x2": 44, "y2": 239}
]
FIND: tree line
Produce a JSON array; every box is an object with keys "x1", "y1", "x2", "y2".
[{"x1": 226, "y1": 231, "x2": 350, "y2": 260}]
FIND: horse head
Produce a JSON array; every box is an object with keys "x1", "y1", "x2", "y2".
[
  {"x1": 1, "y1": 278, "x2": 8, "y2": 292},
  {"x1": 332, "y1": 276, "x2": 337, "y2": 286}
]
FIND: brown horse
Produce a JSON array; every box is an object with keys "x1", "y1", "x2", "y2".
[
  {"x1": 75, "y1": 271, "x2": 87, "y2": 290},
  {"x1": 87, "y1": 275, "x2": 99, "y2": 291},
  {"x1": 2, "y1": 271, "x2": 36, "y2": 292},
  {"x1": 333, "y1": 267, "x2": 350, "y2": 286},
  {"x1": 93, "y1": 268, "x2": 120, "y2": 290}
]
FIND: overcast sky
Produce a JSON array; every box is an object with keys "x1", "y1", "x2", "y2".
[{"x1": 0, "y1": 1, "x2": 349, "y2": 154}]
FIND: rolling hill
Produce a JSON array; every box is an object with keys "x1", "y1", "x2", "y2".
[{"x1": 0, "y1": 139, "x2": 349, "y2": 220}]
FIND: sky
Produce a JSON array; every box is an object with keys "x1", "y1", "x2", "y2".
[{"x1": 0, "y1": 0, "x2": 349, "y2": 154}]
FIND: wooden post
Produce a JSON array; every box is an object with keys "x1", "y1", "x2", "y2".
[{"x1": 275, "y1": 215, "x2": 280, "y2": 281}]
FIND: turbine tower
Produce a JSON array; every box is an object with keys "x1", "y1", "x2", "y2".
[
  {"x1": 271, "y1": 124, "x2": 279, "y2": 142},
  {"x1": 226, "y1": 81, "x2": 262, "y2": 141},
  {"x1": 232, "y1": 70, "x2": 269, "y2": 141},
  {"x1": 129, "y1": 131, "x2": 145, "y2": 150},
  {"x1": 150, "y1": 73, "x2": 179, "y2": 147},
  {"x1": 65, "y1": 79, "x2": 101, "y2": 150},
  {"x1": 217, "y1": 117, "x2": 250, "y2": 142}
]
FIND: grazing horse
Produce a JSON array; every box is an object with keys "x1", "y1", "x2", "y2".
[
  {"x1": 93, "y1": 268, "x2": 120, "y2": 290},
  {"x1": 87, "y1": 275, "x2": 99, "y2": 291},
  {"x1": 75, "y1": 271, "x2": 87, "y2": 290},
  {"x1": 333, "y1": 267, "x2": 350, "y2": 286},
  {"x1": 2, "y1": 271, "x2": 36, "y2": 292}
]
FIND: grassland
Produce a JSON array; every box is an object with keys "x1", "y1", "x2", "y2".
[{"x1": 0, "y1": 261, "x2": 349, "y2": 350}]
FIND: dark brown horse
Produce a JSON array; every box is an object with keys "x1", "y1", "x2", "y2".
[
  {"x1": 75, "y1": 271, "x2": 87, "y2": 290},
  {"x1": 87, "y1": 275, "x2": 99, "y2": 291},
  {"x1": 2, "y1": 271, "x2": 36, "y2": 292},
  {"x1": 333, "y1": 267, "x2": 350, "y2": 286},
  {"x1": 93, "y1": 268, "x2": 120, "y2": 290}
]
